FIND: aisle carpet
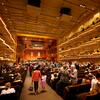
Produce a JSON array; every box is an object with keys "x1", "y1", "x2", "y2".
[{"x1": 20, "y1": 72, "x2": 63, "y2": 100}]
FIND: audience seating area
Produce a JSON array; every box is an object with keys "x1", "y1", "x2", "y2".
[
  {"x1": 46, "y1": 63, "x2": 100, "y2": 100},
  {"x1": 64, "y1": 83, "x2": 91, "y2": 100},
  {"x1": 0, "y1": 64, "x2": 27, "y2": 100},
  {"x1": 0, "y1": 61, "x2": 100, "y2": 100}
]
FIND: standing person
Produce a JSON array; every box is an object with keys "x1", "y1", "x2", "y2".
[
  {"x1": 41, "y1": 71, "x2": 47, "y2": 91},
  {"x1": 29, "y1": 66, "x2": 32, "y2": 77},
  {"x1": 32, "y1": 65, "x2": 41, "y2": 95}
]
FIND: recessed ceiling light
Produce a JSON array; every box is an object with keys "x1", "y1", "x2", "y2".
[
  {"x1": 2, "y1": 2, "x2": 4, "y2": 6},
  {"x1": 80, "y1": 4, "x2": 86, "y2": 8},
  {"x1": 5, "y1": 8, "x2": 7, "y2": 11}
]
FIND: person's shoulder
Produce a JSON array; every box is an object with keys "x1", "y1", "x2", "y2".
[
  {"x1": 1, "y1": 89, "x2": 6, "y2": 92},
  {"x1": 45, "y1": 75, "x2": 47, "y2": 78},
  {"x1": 9, "y1": 88, "x2": 16, "y2": 93},
  {"x1": 38, "y1": 70, "x2": 41, "y2": 73},
  {"x1": 43, "y1": 75, "x2": 47, "y2": 77},
  {"x1": 33, "y1": 70, "x2": 37, "y2": 73},
  {"x1": 1, "y1": 89, "x2": 7, "y2": 94},
  {"x1": 74, "y1": 69, "x2": 77, "y2": 72},
  {"x1": 11, "y1": 87, "x2": 15, "y2": 89},
  {"x1": 8, "y1": 87, "x2": 15, "y2": 91}
]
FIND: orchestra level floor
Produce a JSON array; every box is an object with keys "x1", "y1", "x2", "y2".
[{"x1": 20, "y1": 72, "x2": 63, "y2": 100}]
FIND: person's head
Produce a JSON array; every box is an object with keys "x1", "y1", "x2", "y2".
[
  {"x1": 63, "y1": 66, "x2": 66, "y2": 70},
  {"x1": 71, "y1": 64, "x2": 76, "y2": 70},
  {"x1": 85, "y1": 74, "x2": 89, "y2": 79},
  {"x1": 42, "y1": 71, "x2": 45, "y2": 75},
  {"x1": 5, "y1": 82, "x2": 11, "y2": 89},
  {"x1": 54, "y1": 73, "x2": 57, "y2": 77},
  {"x1": 35, "y1": 65, "x2": 40, "y2": 70},
  {"x1": 92, "y1": 75, "x2": 96, "y2": 79}
]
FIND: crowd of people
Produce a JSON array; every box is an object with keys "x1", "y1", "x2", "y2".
[
  {"x1": 0, "y1": 63, "x2": 27, "y2": 99},
  {"x1": 26, "y1": 60, "x2": 100, "y2": 99},
  {"x1": 0, "y1": 60, "x2": 100, "y2": 99}
]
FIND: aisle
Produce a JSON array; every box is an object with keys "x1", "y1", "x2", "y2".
[{"x1": 20, "y1": 72, "x2": 63, "y2": 100}]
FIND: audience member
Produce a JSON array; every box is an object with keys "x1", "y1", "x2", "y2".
[
  {"x1": 90, "y1": 75, "x2": 100, "y2": 93},
  {"x1": 69, "y1": 64, "x2": 78, "y2": 84},
  {"x1": 1, "y1": 82, "x2": 15, "y2": 95}
]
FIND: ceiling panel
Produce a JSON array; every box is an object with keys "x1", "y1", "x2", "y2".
[{"x1": 0, "y1": 0, "x2": 99, "y2": 39}]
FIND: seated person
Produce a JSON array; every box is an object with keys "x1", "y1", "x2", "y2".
[
  {"x1": 1, "y1": 82, "x2": 15, "y2": 95},
  {"x1": 90, "y1": 75, "x2": 100, "y2": 93},
  {"x1": 51, "y1": 73, "x2": 55, "y2": 81},
  {"x1": 51, "y1": 73, "x2": 58, "y2": 81},
  {"x1": 76, "y1": 75, "x2": 100, "y2": 100},
  {"x1": 69, "y1": 64, "x2": 78, "y2": 84},
  {"x1": 14, "y1": 73, "x2": 22, "y2": 81}
]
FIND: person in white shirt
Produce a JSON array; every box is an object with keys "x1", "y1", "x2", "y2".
[
  {"x1": 77, "y1": 75, "x2": 100, "y2": 100},
  {"x1": 90, "y1": 75, "x2": 100, "y2": 92},
  {"x1": 70, "y1": 64, "x2": 78, "y2": 84},
  {"x1": 1, "y1": 82, "x2": 15, "y2": 95},
  {"x1": 51, "y1": 73, "x2": 55, "y2": 81}
]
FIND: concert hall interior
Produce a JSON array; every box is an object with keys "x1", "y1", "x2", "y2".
[{"x1": 0, "y1": 0, "x2": 100, "y2": 100}]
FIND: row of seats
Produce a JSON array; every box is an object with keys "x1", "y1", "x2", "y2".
[
  {"x1": 63, "y1": 83, "x2": 91, "y2": 100},
  {"x1": 47, "y1": 70, "x2": 100, "y2": 100},
  {"x1": 0, "y1": 68, "x2": 27, "y2": 100}
]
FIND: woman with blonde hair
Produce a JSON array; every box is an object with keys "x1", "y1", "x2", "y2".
[{"x1": 1, "y1": 82, "x2": 15, "y2": 95}]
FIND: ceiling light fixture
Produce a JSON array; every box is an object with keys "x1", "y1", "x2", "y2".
[
  {"x1": 1, "y1": 2, "x2": 4, "y2": 6},
  {"x1": 5, "y1": 8, "x2": 7, "y2": 11},
  {"x1": 80, "y1": 4, "x2": 86, "y2": 8},
  {"x1": 0, "y1": 17, "x2": 16, "y2": 44}
]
